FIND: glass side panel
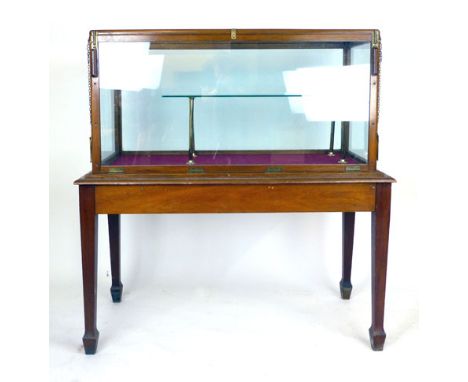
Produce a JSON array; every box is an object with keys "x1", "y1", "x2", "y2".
[
  {"x1": 98, "y1": 42, "x2": 371, "y2": 166},
  {"x1": 348, "y1": 43, "x2": 371, "y2": 162},
  {"x1": 99, "y1": 88, "x2": 116, "y2": 161}
]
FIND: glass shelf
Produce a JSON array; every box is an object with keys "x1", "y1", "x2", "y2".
[
  {"x1": 162, "y1": 94, "x2": 304, "y2": 164},
  {"x1": 162, "y1": 94, "x2": 302, "y2": 98}
]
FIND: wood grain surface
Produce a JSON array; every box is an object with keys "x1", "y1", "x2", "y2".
[{"x1": 95, "y1": 183, "x2": 376, "y2": 214}]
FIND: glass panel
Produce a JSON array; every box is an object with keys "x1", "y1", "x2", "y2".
[
  {"x1": 348, "y1": 43, "x2": 371, "y2": 162},
  {"x1": 99, "y1": 88, "x2": 116, "y2": 162},
  {"x1": 98, "y1": 42, "x2": 371, "y2": 166}
]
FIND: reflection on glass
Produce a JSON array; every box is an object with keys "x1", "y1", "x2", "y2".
[
  {"x1": 99, "y1": 88, "x2": 116, "y2": 161},
  {"x1": 98, "y1": 42, "x2": 371, "y2": 166}
]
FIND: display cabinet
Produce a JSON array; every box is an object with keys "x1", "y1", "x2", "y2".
[
  {"x1": 75, "y1": 29, "x2": 395, "y2": 354},
  {"x1": 89, "y1": 29, "x2": 379, "y2": 174}
]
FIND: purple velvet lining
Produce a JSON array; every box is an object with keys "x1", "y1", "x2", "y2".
[
  {"x1": 111, "y1": 153, "x2": 358, "y2": 166},
  {"x1": 112, "y1": 154, "x2": 189, "y2": 166}
]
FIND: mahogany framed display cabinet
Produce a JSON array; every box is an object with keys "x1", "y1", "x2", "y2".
[{"x1": 74, "y1": 29, "x2": 395, "y2": 354}]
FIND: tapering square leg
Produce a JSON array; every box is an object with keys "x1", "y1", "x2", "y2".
[
  {"x1": 340, "y1": 212, "x2": 355, "y2": 299},
  {"x1": 79, "y1": 186, "x2": 99, "y2": 355},
  {"x1": 108, "y1": 214, "x2": 123, "y2": 303},
  {"x1": 369, "y1": 183, "x2": 391, "y2": 351}
]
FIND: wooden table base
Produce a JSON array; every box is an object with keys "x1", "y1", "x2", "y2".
[{"x1": 76, "y1": 172, "x2": 393, "y2": 354}]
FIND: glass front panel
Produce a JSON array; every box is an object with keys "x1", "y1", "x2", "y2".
[{"x1": 98, "y1": 42, "x2": 371, "y2": 167}]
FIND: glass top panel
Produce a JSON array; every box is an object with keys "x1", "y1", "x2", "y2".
[{"x1": 98, "y1": 42, "x2": 371, "y2": 167}]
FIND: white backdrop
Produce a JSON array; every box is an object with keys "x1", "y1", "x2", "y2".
[{"x1": 45, "y1": 0, "x2": 467, "y2": 381}]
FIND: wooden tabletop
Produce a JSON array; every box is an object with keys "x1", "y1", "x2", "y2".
[{"x1": 74, "y1": 170, "x2": 395, "y2": 186}]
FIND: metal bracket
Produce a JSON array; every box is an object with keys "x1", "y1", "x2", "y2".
[
  {"x1": 187, "y1": 96, "x2": 196, "y2": 164},
  {"x1": 266, "y1": 166, "x2": 283, "y2": 173},
  {"x1": 371, "y1": 48, "x2": 379, "y2": 75},
  {"x1": 345, "y1": 165, "x2": 361, "y2": 172},
  {"x1": 90, "y1": 30, "x2": 97, "y2": 49},
  {"x1": 108, "y1": 167, "x2": 124, "y2": 173},
  {"x1": 372, "y1": 30, "x2": 380, "y2": 48},
  {"x1": 188, "y1": 167, "x2": 204, "y2": 174},
  {"x1": 371, "y1": 30, "x2": 380, "y2": 76},
  {"x1": 231, "y1": 29, "x2": 237, "y2": 40},
  {"x1": 90, "y1": 31, "x2": 98, "y2": 77}
]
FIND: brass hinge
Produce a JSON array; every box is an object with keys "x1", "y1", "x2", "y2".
[
  {"x1": 188, "y1": 167, "x2": 204, "y2": 174},
  {"x1": 371, "y1": 30, "x2": 381, "y2": 75},
  {"x1": 231, "y1": 29, "x2": 237, "y2": 40},
  {"x1": 372, "y1": 30, "x2": 380, "y2": 48},
  {"x1": 345, "y1": 165, "x2": 361, "y2": 172},
  {"x1": 90, "y1": 30, "x2": 97, "y2": 50},
  {"x1": 266, "y1": 166, "x2": 283, "y2": 173},
  {"x1": 108, "y1": 167, "x2": 124, "y2": 173},
  {"x1": 90, "y1": 31, "x2": 98, "y2": 77}
]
